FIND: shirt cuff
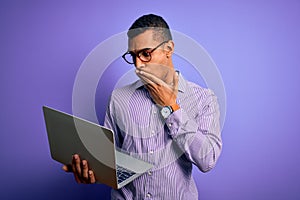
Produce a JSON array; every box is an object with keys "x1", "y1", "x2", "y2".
[{"x1": 165, "y1": 108, "x2": 198, "y2": 138}]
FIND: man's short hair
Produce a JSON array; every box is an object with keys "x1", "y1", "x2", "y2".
[{"x1": 127, "y1": 14, "x2": 172, "y2": 42}]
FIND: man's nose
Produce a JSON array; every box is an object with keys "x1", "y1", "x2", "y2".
[{"x1": 135, "y1": 57, "x2": 145, "y2": 69}]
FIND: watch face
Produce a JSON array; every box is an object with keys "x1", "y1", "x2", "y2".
[{"x1": 161, "y1": 107, "x2": 171, "y2": 119}]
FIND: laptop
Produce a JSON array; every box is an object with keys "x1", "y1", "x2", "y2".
[{"x1": 42, "y1": 106, "x2": 153, "y2": 189}]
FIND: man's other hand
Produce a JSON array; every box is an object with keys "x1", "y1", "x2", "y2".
[{"x1": 62, "y1": 154, "x2": 96, "y2": 184}]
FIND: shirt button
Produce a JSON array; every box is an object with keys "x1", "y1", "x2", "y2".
[
  {"x1": 168, "y1": 123, "x2": 172, "y2": 127},
  {"x1": 146, "y1": 193, "x2": 151, "y2": 198},
  {"x1": 151, "y1": 130, "x2": 155, "y2": 135},
  {"x1": 148, "y1": 171, "x2": 152, "y2": 176},
  {"x1": 149, "y1": 150, "x2": 154, "y2": 155},
  {"x1": 153, "y1": 110, "x2": 157, "y2": 114}
]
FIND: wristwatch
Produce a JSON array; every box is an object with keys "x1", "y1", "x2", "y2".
[{"x1": 160, "y1": 104, "x2": 180, "y2": 119}]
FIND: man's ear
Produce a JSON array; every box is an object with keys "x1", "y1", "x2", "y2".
[{"x1": 166, "y1": 40, "x2": 174, "y2": 58}]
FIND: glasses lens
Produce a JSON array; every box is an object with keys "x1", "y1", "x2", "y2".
[
  {"x1": 138, "y1": 50, "x2": 151, "y2": 62},
  {"x1": 123, "y1": 52, "x2": 135, "y2": 64}
]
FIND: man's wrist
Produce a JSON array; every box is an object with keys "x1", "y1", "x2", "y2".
[
  {"x1": 160, "y1": 104, "x2": 180, "y2": 119},
  {"x1": 170, "y1": 104, "x2": 180, "y2": 112}
]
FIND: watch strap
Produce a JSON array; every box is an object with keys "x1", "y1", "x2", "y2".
[{"x1": 170, "y1": 104, "x2": 180, "y2": 112}]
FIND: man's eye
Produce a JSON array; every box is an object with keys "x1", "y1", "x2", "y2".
[{"x1": 140, "y1": 51, "x2": 151, "y2": 57}]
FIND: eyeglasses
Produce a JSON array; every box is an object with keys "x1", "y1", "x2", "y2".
[{"x1": 122, "y1": 41, "x2": 168, "y2": 65}]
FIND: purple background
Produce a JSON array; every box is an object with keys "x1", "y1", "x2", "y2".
[{"x1": 1, "y1": 0, "x2": 300, "y2": 199}]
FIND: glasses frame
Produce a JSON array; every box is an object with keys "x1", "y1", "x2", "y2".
[{"x1": 122, "y1": 41, "x2": 169, "y2": 65}]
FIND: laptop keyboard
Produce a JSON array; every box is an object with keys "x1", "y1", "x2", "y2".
[{"x1": 116, "y1": 165, "x2": 136, "y2": 184}]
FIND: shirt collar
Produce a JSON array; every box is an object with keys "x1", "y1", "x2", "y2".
[{"x1": 133, "y1": 70, "x2": 186, "y2": 93}]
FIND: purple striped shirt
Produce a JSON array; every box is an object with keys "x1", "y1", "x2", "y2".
[{"x1": 104, "y1": 72, "x2": 222, "y2": 200}]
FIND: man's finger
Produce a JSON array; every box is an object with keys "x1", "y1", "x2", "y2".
[
  {"x1": 73, "y1": 173, "x2": 82, "y2": 183},
  {"x1": 62, "y1": 164, "x2": 72, "y2": 172},
  {"x1": 82, "y1": 160, "x2": 89, "y2": 180},
  {"x1": 137, "y1": 63, "x2": 172, "y2": 82},
  {"x1": 72, "y1": 154, "x2": 83, "y2": 182},
  {"x1": 71, "y1": 155, "x2": 81, "y2": 183},
  {"x1": 75, "y1": 155, "x2": 82, "y2": 175},
  {"x1": 136, "y1": 69, "x2": 166, "y2": 86},
  {"x1": 136, "y1": 73, "x2": 158, "y2": 89},
  {"x1": 138, "y1": 74, "x2": 155, "y2": 86},
  {"x1": 173, "y1": 71, "x2": 179, "y2": 92},
  {"x1": 89, "y1": 170, "x2": 96, "y2": 183}
]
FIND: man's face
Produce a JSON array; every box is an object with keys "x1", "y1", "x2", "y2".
[{"x1": 128, "y1": 30, "x2": 173, "y2": 82}]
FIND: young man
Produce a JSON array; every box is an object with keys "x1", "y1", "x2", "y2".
[{"x1": 64, "y1": 14, "x2": 222, "y2": 199}]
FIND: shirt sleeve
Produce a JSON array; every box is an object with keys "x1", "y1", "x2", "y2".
[
  {"x1": 104, "y1": 95, "x2": 123, "y2": 148},
  {"x1": 165, "y1": 89, "x2": 222, "y2": 172}
]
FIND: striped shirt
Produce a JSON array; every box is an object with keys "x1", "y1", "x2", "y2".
[{"x1": 104, "y1": 72, "x2": 222, "y2": 200}]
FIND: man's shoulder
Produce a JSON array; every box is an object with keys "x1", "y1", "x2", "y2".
[
  {"x1": 185, "y1": 80, "x2": 214, "y2": 97},
  {"x1": 186, "y1": 81, "x2": 215, "y2": 102}
]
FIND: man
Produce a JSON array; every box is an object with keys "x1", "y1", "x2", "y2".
[{"x1": 63, "y1": 14, "x2": 222, "y2": 199}]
